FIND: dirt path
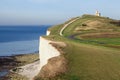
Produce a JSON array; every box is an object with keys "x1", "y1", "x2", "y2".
[{"x1": 59, "y1": 18, "x2": 79, "y2": 36}]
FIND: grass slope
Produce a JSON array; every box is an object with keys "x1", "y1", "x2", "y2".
[
  {"x1": 36, "y1": 15, "x2": 120, "y2": 80},
  {"x1": 64, "y1": 41, "x2": 120, "y2": 80},
  {"x1": 63, "y1": 15, "x2": 120, "y2": 49}
]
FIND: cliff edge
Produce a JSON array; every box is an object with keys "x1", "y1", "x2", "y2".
[
  {"x1": 36, "y1": 15, "x2": 120, "y2": 80},
  {"x1": 37, "y1": 37, "x2": 67, "y2": 79}
]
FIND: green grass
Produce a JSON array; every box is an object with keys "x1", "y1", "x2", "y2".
[
  {"x1": 63, "y1": 15, "x2": 120, "y2": 37},
  {"x1": 61, "y1": 14, "x2": 120, "y2": 49},
  {"x1": 35, "y1": 15, "x2": 120, "y2": 80},
  {"x1": 49, "y1": 24, "x2": 63, "y2": 36},
  {"x1": 86, "y1": 38, "x2": 120, "y2": 49},
  {"x1": 73, "y1": 36, "x2": 120, "y2": 49},
  {"x1": 35, "y1": 38, "x2": 120, "y2": 80},
  {"x1": 64, "y1": 41, "x2": 120, "y2": 80},
  {"x1": 85, "y1": 38, "x2": 120, "y2": 45}
]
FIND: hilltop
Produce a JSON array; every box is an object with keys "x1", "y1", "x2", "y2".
[
  {"x1": 49, "y1": 14, "x2": 120, "y2": 49},
  {"x1": 35, "y1": 15, "x2": 120, "y2": 80}
]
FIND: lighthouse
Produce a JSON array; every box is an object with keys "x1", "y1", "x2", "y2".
[{"x1": 95, "y1": 10, "x2": 101, "y2": 16}]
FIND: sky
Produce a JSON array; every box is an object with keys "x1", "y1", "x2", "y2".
[{"x1": 0, "y1": 0, "x2": 120, "y2": 25}]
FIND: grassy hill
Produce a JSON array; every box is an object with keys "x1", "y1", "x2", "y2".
[
  {"x1": 36, "y1": 15, "x2": 120, "y2": 80},
  {"x1": 65, "y1": 15, "x2": 120, "y2": 49}
]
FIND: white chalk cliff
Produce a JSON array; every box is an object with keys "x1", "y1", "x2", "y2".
[
  {"x1": 13, "y1": 29, "x2": 67, "y2": 79},
  {"x1": 39, "y1": 36, "x2": 60, "y2": 70},
  {"x1": 46, "y1": 30, "x2": 51, "y2": 36},
  {"x1": 38, "y1": 36, "x2": 67, "y2": 78}
]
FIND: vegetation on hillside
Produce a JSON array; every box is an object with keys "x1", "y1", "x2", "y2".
[
  {"x1": 62, "y1": 15, "x2": 120, "y2": 49},
  {"x1": 35, "y1": 15, "x2": 120, "y2": 80}
]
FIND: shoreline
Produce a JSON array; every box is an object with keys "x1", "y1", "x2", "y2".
[
  {"x1": 0, "y1": 51, "x2": 39, "y2": 57},
  {"x1": 0, "y1": 52, "x2": 39, "y2": 80}
]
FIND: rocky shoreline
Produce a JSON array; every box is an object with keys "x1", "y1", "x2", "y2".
[
  {"x1": 0, "y1": 56, "x2": 17, "y2": 79},
  {"x1": 0, "y1": 53, "x2": 39, "y2": 80}
]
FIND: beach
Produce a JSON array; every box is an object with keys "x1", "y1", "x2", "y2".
[{"x1": 0, "y1": 53, "x2": 39, "y2": 80}]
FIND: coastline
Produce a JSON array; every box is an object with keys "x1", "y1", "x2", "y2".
[
  {"x1": 0, "y1": 52, "x2": 39, "y2": 80},
  {"x1": 0, "y1": 25, "x2": 50, "y2": 80}
]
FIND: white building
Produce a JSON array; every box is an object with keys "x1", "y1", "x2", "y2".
[{"x1": 95, "y1": 10, "x2": 101, "y2": 16}]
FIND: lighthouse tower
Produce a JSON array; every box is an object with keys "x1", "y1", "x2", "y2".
[{"x1": 95, "y1": 10, "x2": 101, "y2": 16}]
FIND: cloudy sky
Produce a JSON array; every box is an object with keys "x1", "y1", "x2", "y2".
[{"x1": 0, "y1": 0, "x2": 120, "y2": 25}]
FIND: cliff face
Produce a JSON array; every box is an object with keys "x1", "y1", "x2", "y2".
[
  {"x1": 38, "y1": 37, "x2": 67, "y2": 78},
  {"x1": 46, "y1": 30, "x2": 50, "y2": 36},
  {"x1": 39, "y1": 37, "x2": 60, "y2": 70}
]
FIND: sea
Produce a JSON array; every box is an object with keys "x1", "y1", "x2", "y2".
[{"x1": 0, "y1": 25, "x2": 50, "y2": 56}]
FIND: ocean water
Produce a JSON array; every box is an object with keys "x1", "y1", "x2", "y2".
[{"x1": 0, "y1": 26, "x2": 50, "y2": 56}]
